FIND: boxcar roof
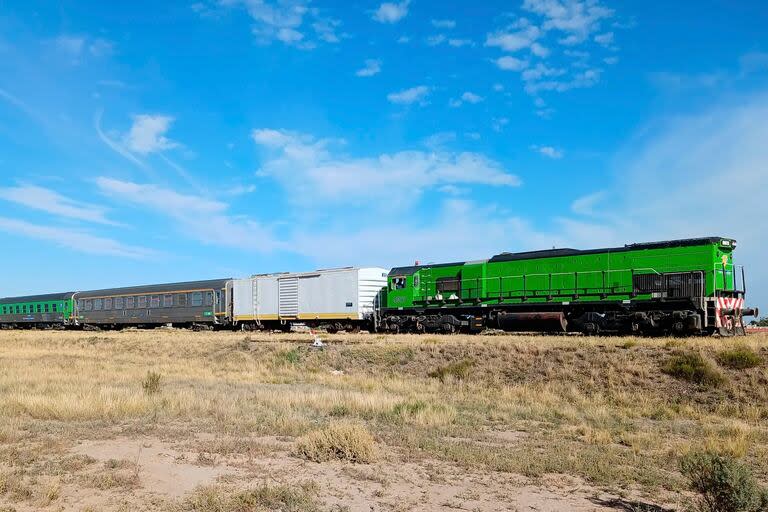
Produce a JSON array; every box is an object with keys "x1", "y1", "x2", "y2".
[
  {"x1": 390, "y1": 237, "x2": 730, "y2": 275},
  {"x1": 75, "y1": 279, "x2": 231, "y2": 299},
  {"x1": 0, "y1": 292, "x2": 76, "y2": 304}
]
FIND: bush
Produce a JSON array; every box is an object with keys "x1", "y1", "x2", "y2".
[
  {"x1": 185, "y1": 483, "x2": 319, "y2": 512},
  {"x1": 662, "y1": 352, "x2": 726, "y2": 387},
  {"x1": 141, "y1": 370, "x2": 162, "y2": 395},
  {"x1": 294, "y1": 423, "x2": 377, "y2": 464},
  {"x1": 428, "y1": 359, "x2": 475, "y2": 382},
  {"x1": 681, "y1": 451, "x2": 767, "y2": 512},
  {"x1": 717, "y1": 347, "x2": 763, "y2": 370}
]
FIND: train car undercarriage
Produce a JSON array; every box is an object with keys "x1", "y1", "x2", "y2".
[{"x1": 379, "y1": 298, "x2": 758, "y2": 337}]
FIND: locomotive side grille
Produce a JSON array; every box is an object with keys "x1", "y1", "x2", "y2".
[{"x1": 633, "y1": 272, "x2": 704, "y2": 298}]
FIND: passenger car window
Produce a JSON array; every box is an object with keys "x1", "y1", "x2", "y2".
[
  {"x1": 150, "y1": 296, "x2": 160, "y2": 308},
  {"x1": 138, "y1": 296, "x2": 147, "y2": 308},
  {"x1": 52, "y1": 303, "x2": 58, "y2": 312},
  {"x1": 204, "y1": 291, "x2": 213, "y2": 306},
  {"x1": 126, "y1": 296, "x2": 135, "y2": 309},
  {"x1": 104, "y1": 298, "x2": 113, "y2": 310},
  {"x1": 115, "y1": 297, "x2": 124, "y2": 309},
  {"x1": 163, "y1": 294, "x2": 173, "y2": 308},
  {"x1": 94, "y1": 299, "x2": 103, "y2": 311},
  {"x1": 191, "y1": 292, "x2": 203, "y2": 306},
  {"x1": 176, "y1": 293, "x2": 187, "y2": 307}
]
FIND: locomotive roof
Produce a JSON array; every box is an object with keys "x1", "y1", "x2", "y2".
[
  {"x1": 389, "y1": 237, "x2": 731, "y2": 276},
  {"x1": 0, "y1": 292, "x2": 76, "y2": 304},
  {"x1": 75, "y1": 279, "x2": 231, "y2": 299}
]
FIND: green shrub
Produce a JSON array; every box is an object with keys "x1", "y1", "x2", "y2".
[
  {"x1": 428, "y1": 359, "x2": 475, "y2": 382},
  {"x1": 141, "y1": 370, "x2": 162, "y2": 395},
  {"x1": 278, "y1": 348, "x2": 302, "y2": 365},
  {"x1": 717, "y1": 346, "x2": 763, "y2": 370},
  {"x1": 662, "y1": 352, "x2": 726, "y2": 387},
  {"x1": 681, "y1": 451, "x2": 767, "y2": 512}
]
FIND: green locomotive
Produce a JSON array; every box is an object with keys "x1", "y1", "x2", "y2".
[{"x1": 379, "y1": 237, "x2": 757, "y2": 336}]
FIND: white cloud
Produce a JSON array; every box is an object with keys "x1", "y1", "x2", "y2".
[
  {"x1": 397, "y1": 35, "x2": 411, "y2": 44},
  {"x1": 530, "y1": 42, "x2": 550, "y2": 57},
  {"x1": 532, "y1": 145, "x2": 563, "y2": 159},
  {"x1": 486, "y1": 22, "x2": 541, "y2": 52},
  {"x1": 251, "y1": 128, "x2": 521, "y2": 205},
  {"x1": 522, "y1": 63, "x2": 566, "y2": 81},
  {"x1": 571, "y1": 190, "x2": 605, "y2": 215},
  {"x1": 123, "y1": 115, "x2": 179, "y2": 155},
  {"x1": 54, "y1": 35, "x2": 85, "y2": 56},
  {"x1": 218, "y1": 0, "x2": 341, "y2": 48},
  {"x1": 373, "y1": 0, "x2": 410, "y2": 23},
  {"x1": 387, "y1": 85, "x2": 431, "y2": 105},
  {"x1": 89, "y1": 38, "x2": 114, "y2": 57},
  {"x1": 426, "y1": 34, "x2": 446, "y2": 46},
  {"x1": 449, "y1": 91, "x2": 484, "y2": 108},
  {"x1": 648, "y1": 71, "x2": 727, "y2": 91},
  {"x1": 461, "y1": 91, "x2": 483, "y2": 104},
  {"x1": 739, "y1": 52, "x2": 768, "y2": 74},
  {"x1": 0, "y1": 218, "x2": 153, "y2": 259},
  {"x1": 604, "y1": 56, "x2": 618, "y2": 65},
  {"x1": 594, "y1": 31, "x2": 614, "y2": 45},
  {"x1": 0, "y1": 186, "x2": 117, "y2": 226},
  {"x1": 525, "y1": 68, "x2": 601, "y2": 94},
  {"x1": 356, "y1": 59, "x2": 382, "y2": 77},
  {"x1": 492, "y1": 117, "x2": 510, "y2": 132},
  {"x1": 422, "y1": 131, "x2": 457, "y2": 149},
  {"x1": 493, "y1": 83, "x2": 504, "y2": 92},
  {"x1": 495, "y1": 56, "x2": 529, "y2": 71},
  {"x1": 448, "y1": 38, "x2": 474, "y2": 47},
  {"x1": 522, "y1": 0, "x2": 614, "y2": 46},
  {"x1": 431, "y1": 19, "x2": 456, "y2": 29},
  {"x1": 96, "y1": 178, "x2": 284, "y2": 253}
]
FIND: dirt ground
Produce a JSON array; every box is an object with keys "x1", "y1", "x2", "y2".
[{"x1": 1, "y1": 329, "x2": 766, "y2": 511}]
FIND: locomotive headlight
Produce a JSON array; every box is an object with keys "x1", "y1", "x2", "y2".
[{"x1": 721, "y1": 240, "x2": 731, "y2": 246}]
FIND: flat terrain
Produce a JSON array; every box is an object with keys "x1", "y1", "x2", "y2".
[{"x1": 0, "y1": 330, "x2": 767, "y2": 511}]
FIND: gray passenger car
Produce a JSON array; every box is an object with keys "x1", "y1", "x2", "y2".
[{"x1": 74, "y1": 279, "x2": 231, "y2": 328}]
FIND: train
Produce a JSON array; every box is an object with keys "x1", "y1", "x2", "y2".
[{"x1": 0, "y1": 237, "x2": 758, "y2": 336}]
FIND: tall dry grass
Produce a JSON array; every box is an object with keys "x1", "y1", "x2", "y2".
[{"x1": 0, "y1": 329, "x2": 766, "y2": 502}]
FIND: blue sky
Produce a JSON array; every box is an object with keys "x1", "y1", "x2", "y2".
[{"x1": 1, "y1": 0, "x2": 768, "y2": 310}]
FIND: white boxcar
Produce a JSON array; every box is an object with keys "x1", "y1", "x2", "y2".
[{"x1": 231, "y1": 267, "x2": 388, "y2": 326}]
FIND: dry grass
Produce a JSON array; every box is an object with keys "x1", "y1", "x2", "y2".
[
  {"x1": 295, "y1": 423, "x2": 378, "y2": 463},
  {"x1": 181, "y1": 482, "x2": 320, "y2": 512},
  {"x1": 0, "y1": 330, "x2": 767, "y2": 509}
]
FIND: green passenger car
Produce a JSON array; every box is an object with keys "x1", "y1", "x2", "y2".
[
  {"x1": 0, "y1": 292, "x2": 76, "y2": 328},
  {"x1": 381, "y1": 237, "x2": 756, "y2": 336}
]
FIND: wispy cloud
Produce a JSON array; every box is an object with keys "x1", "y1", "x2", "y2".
[
  {"x1": 495, "y1": 56, "x2": 529, "y2": 71},
  {"x1": 531, "y1": 145, "x2": 564, "y2": 159},
  {"x1": 0, "y1": 186, "x2": 118, "y2": 226},
  {"x1": 251, "y1": 128, "x2": 521, "y2": 206},
  {"x1": 355, "y1": 59, "x2": 382, "y2": 77},
  {"x1": 522, "y1": 0, "x2": 614, "y2": 46},
  {"x1": 0, "y1": 217, "x2": 153, "y2": 259},
  {"x1": 94, "y1": 110, "x2": 146, "y2": 168},
  {"x1": 96, "y1": 178, "x2": 285, "y2": 253},
  {"x1": 387, "y1": 85, "x2": 431, "y2": 105},
  {"x1": 431, "y1": 19, "x2": 456, "y2": 29},
  {"x1": 215, "y1": 0, "x2": 342, "y2": 49},
  {"x1": 571, "y1": 190, "x2": 606, "y2": 215},
  {"x1": 372, "y1": 0, "x2": 410, "y2": 23},
  {"x1": 123, "y1": 115, "x2": 179, "y2": 155},
  {"x1": 449, "y1": 91, "x2": 484, "y2": 107}
]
